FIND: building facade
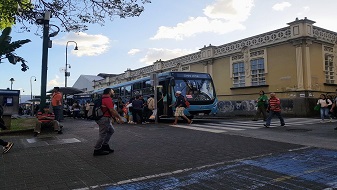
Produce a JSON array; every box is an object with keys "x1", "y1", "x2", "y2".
[{"x1": 93, "y1": 18, "x2": 337, "y2": 116}]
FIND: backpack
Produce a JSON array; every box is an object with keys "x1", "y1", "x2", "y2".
[{"x1": 87, "y1": 98, "x2": 105, "y2": 121}]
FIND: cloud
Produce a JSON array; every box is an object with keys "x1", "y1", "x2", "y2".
[
  {"x1": 139, "y1": 48, "x2": 195, "y2": 65},
  {"x1": 272, "y1": 2, "x2": 291, "y2": 11},
  {"x1": 128, "y1": 49, "x2": 141, "y2": 55},
  {"x1": 47, "y1": 75, "x2": 62, "y2": 89},
  {"x1": 54, "y1": 32, "x2": 110, "y2": 57},
  {"x1": 151, "y1": 0, "x2": 254, "y2": 40},
  {"x1": 204, "y1": 0, "x2": 254, "y2": 21},
  {"x1": 151, "y1": 17, "x2": 246, "y2": 40}
]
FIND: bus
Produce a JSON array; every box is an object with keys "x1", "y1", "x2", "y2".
[{"x1": 92, "y1": 71, "x2": 218, "y2": 119}]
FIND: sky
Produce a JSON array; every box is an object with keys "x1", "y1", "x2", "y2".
[{"x1": 1, "y1": 0, "x2": 337, "y2": 98}]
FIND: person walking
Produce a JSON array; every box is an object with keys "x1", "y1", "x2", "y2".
[
  {"x1": 264, "y1": 92, "x2": 285, "y2": 128},
  {"x1": 252, "y1": 90, "x2": 268, "y2": 121},
  {"x1": 317, "y1": 94, "x2": 332, "y2": 123},
  {"x1": 330, "y1": 90, "x2": 337, "y2": 130},
  {"x1": 94, "y1": 88, "x2": 124, "y2": 156},
  {"x1": 171, "y1": 91, "x2": 192, "y2": 125},
  {"x1": 0, "y1": 139, "x2": 13, "y2": 154},
  {"x1": 51, "y1": 87, "x2": 63, "y2": 123}
]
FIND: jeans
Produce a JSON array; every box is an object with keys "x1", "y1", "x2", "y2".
[
  {"x1": 265, "y1": 110, "x2": 285, "y2": 126},
  {"x1": 53, "y1": 106, "x2": 62, "y2": 122},
  {"x1": 254, "y1": 105, "x2": 267, "y2": 120},
  {"x1": 94, "y1": 117, "x2": 115, "y2": 150},
  {"x1": 0, "y1": 139, "x2": 8, "y2": 146},
  {"x1": 320, "y1": 107, "x2": 330, "y2": 120}
]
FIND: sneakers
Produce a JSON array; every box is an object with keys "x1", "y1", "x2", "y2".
[
  {"x1": 281, "y1": 124, "x2": 285, "y2": 127},
  {"x1": 93, "y1": 149, "x2": 109, "y2": 156},
  {"x1": 320, "y1": 120, "x2": 325, "y2": 123},
  {"x1": 264, "y1": 124, "x2": 270, "y2": 128},
  {"x1": 252, "y1": 119, "x2": 258, "y2": 121},
  {"x1": 3, "y1": 142, "x2": 14, "y2": 154},
  {"x1": 334, "y1": 127, "x2": 337, "y2": 130},
  {"x1": 33, "y1": 132, "x2": 39, "y2": 137},
  {"x1": 188, "y1": 120, "x2": 193, "y2": 124},
  {"x1": 102, "y1": 144, "x2": 114, "y2": 153},
  {"x1": 329, "y1": 118, "x2": 333, "y2": 122},
  {"x1": 57, "y1": 131, "x2": 63, "y2": 134}
]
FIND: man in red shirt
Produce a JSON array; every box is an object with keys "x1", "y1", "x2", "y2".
[
  {"x1": 94, "y1": 88, "x2": 124, "y2": 156},
  {"x1": 264, "y1": 92, "x2": 285, "y2": 128},
  {"x1": 34, "y1": 105, "x2": 62, "y2": 136}
]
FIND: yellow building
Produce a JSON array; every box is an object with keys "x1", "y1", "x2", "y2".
[{"x1": 93, "y1": 18, "x2": 337, "y2": 116}]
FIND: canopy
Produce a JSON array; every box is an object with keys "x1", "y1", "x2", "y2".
[{"x1": 47, "y1": 87, "x2": 84, "y2": 95}]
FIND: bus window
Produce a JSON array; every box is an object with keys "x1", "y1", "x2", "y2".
[
  {"x1": 125, "y1": 85, "x2": 132, "y2": 98},
  {"x1": 142, "y1": 80, "x2": 153, "y2": 95},
  {"x1": 132, "y1": 82, "x2": 142, "y2": 96},
  {"x1": 113, "y1": 88, "x2": 120, "y2": 99}
]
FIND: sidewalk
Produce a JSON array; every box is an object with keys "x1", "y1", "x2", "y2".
[{"x1": 0, "y1": 117, "x2": 336, "y2": 189}]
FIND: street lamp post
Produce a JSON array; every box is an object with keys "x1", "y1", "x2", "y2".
[
  {"x1": 65, "y1": 41, "x2": 78, "y2": 87},
  {"x1": 30, "y1": 76, "x2": 37, "y2": 99},
  {"x1": 36, "y1": 11, "x2": 60, "y2": 111},
  {"x1": 9, "y1": 78, "x2": 15, "y2": 90}
]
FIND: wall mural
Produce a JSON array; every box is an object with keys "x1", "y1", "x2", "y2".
[{"x1": 217, "y1": 99, "x2": 294, "y2": 114}]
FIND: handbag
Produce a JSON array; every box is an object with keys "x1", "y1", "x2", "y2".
[{"x1": 314, "y1": 104, "x2": 320, "y2": 111}]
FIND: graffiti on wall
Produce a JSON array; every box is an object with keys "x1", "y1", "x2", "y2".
[{"x1": 217, "y1": 99, "x2": 294, "y2": 113}]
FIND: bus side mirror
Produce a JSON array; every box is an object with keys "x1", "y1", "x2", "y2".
[{"x1": 170, "y1": 79, "x2": 175, "y2": 86}]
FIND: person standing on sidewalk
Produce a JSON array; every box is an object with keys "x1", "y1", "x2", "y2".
[
  {"x1": 317, "y1": 94, "x2": 332, "y2": 123},
  {"x1": 171, "y1": 91, "x2": 192, "y2": 125},
  {"x1": 252, "y1": 90, "x2": 268, "y2": 121},
  {"x1": 94, "y1": 88, "x2": 124, "y2": 156},
  {"x1": 264, "y1": 92, "x2": 285, "y2": 128},
  {"x1": 51, "y1": 87, "x2": 63, "y2": 123}
]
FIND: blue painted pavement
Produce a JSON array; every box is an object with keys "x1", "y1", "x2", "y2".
[{"x1": 103, "y1": 148, "x2": 337, "y2": 190}]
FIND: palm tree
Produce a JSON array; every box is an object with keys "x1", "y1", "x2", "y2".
[{"x1": 0, "y1": 27, "x2": 31, "y2": 71}]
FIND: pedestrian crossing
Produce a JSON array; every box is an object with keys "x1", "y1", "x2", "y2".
[{"x1": 170, "y1": 118, "x2": 337, "y2": 134}]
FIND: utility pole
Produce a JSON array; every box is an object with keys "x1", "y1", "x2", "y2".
[{"x1": 39, "y1": 11, "x2": 51, "y2": 111}]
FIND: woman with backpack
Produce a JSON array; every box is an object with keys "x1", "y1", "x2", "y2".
[{"x1": 317, "y1": 94, "x2": 332, "y2": 123}]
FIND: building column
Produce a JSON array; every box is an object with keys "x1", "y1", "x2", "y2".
[
  {"x1": 305, "y1": 40, "x2": 312, "y2": 90},
  {"x1": 294, "y1": 41, "x2": 304, "y2": 90}
]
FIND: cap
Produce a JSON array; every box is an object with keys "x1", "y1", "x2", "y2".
[{"x1": 176, "y1": 91, "x2": 182, "y2": 94}]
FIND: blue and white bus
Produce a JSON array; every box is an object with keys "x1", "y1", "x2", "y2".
[{"x1": 92, "y1": 71, "x2": 218, "y2": 119}]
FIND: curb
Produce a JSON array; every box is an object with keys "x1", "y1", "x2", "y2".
[{"x1": 0, "y1": 128, "x2": 34, "y2": 135}]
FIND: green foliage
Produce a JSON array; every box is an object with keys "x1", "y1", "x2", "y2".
[
  {"x1": 0, "y1": 0, "x2": 32, "y2": 29},
  {"x1": 0, "y1": 27, "x2": 31, "y2": 71},
  {"x1": 0, "y1": 0, "x2": 151, "y2": 32}
]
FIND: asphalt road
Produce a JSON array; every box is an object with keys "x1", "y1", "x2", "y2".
[{"x1": 0, "y1": 117, "x2": 336, "y2": 189}]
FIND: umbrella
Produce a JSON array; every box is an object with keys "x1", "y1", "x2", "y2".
[{"x1": 47, "y1": 87, "x2": 84, "y2": 95}]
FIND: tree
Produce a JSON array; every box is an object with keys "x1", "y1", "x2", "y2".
[
  {"x1": 0, "y1": 27, "x2": 31, "y2": 71},
  {"x1": 0, "y1": 0, "x2": 151, "y2": 32}
]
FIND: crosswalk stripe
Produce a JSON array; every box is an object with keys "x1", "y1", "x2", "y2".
[
  {"x1": 172, "y1": 125, "x2": 226, "y2": 133},
  {"x1": 190, "y1": 123, "x2": 245, "y2": 131},
  {"x1": 170, "y1": 118, "x2": 336, "y2": 134},
  {"x1": 203, "y1": 123, "x2": 258, "y2": 129}
]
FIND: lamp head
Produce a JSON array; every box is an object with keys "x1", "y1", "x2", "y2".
[
  {"x1": 34, "y1": 78, "x2": 36, "y2": 81},
  {"x1": 74, "y1": 46, "x2": 78, "y2": 50}
]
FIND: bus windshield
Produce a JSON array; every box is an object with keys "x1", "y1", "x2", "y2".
[{"x1": 173, "y1": 78, "x2": 215, "y2": 101}]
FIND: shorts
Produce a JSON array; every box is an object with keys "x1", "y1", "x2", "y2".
[{"x1": 174, "y1": 107, "x2": 185, "y2": 117}]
